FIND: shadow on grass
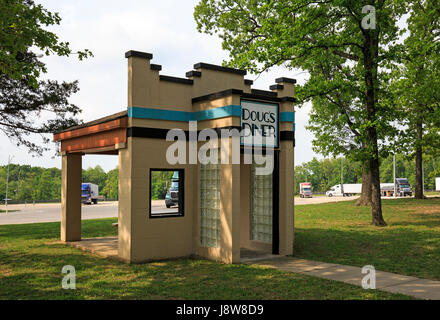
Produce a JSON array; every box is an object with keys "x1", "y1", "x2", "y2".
[
  {"x1": 0, "y1": 218, "x2": 118, "y2": 241},
  {"x1": 0, "y1": 246, "x2": 410, "y2": 300},
  {"x1": 294, "y1": 226, "x2": 440, "y2": 280},
  {"x1": 0, "y1": 236, "x2": 409, "y2": 300},
  {"x1": 0, "y1": 212, "x2": 414, "y2": 299}
]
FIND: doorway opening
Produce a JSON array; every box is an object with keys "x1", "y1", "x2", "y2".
[{"x1": 240, "y1": 152, "x2": 279, "y2": 263}]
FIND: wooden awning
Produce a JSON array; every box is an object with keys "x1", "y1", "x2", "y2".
[{"x1": 53, "y1": 111, "x2": 128, "y2": 155}]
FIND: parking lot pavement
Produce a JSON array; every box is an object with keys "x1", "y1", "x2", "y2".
[
  {"x1": 1, "y1": 195, "x2": 437, "y2": 225},
  {"x1": 0, "y1": 201, "x2": 118, "y2": 225},
  {"x1": 151, "y1": 199, "x2": 180, "y2": 215},
  {"x1": 295, "y1": 195, "x2": 359, "y2": 205}
]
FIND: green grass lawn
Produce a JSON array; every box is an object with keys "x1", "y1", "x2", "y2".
[
  {"x1": 0, "y1": 219, "x2": 409, "y2": 300},
  {"x1": 294, "y1": 197, "x2": 440, "y2": 280}
]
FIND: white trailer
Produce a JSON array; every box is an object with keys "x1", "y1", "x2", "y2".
[
  {"x1": 326, "y1": 184, "x2": 361, "y2": 197},
  {"x1": 436, "y1": 177, "x2": 440, "y2": 191},
  {"x1": 326, "y1": 183, "x2": 396, "y2": 197}
]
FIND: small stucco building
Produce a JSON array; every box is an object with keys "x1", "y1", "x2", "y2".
[{"x1": 54, "y1": 50, "x2": 295, "y2": 264}]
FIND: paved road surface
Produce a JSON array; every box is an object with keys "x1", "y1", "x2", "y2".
[
  {"x1": 0, "y1": 200, "x2": 179, "y2": 225},
  {"x1": 0, "y1": 202, "x2": 118, "y2": 225},
  {"x1": 1, "y1": 195, "x2": 429, "y2": 225},
  {"x1": 151, "y1": 200, "x2": 180, "y2": 214},
  {"x1": 294, "y1": 195, "x2": 359, "y2": 205}
]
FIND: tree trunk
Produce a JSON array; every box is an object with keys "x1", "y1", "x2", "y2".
[
  {"x1": 370, "y1": 152, "x2": 386, "y2": 226},
  {"x1": 414, "y1": 112, "x2": 424, "y2": 199},
  {"x1": 363, "y1": 31, "x2": 386, "y2": 226},
  {"x1": 355, "y1": 162, "x2": 372, "y2": 206}
]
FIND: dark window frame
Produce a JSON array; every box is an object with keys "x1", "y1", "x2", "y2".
[{"x1": 149, "y1": 168, "x2": 185, "y2": 219}]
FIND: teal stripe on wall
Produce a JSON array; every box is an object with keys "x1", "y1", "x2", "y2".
[
  {"x1": 128, "y1": 106, "x2": 241, "y2": 122},
  {"x1": 280, "y1": 112, "x2": 295, "y2": 122},
  {"x1": 128, "y1": 107, "x2": 191, "y2": 121},
  {"x1": 192, "y1": 105, "x2": 241, "y2": 121},
  {"x1": 128, "y1": 106, "x2": 295, "y2": 129}
]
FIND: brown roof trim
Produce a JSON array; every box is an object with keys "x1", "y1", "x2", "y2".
[
  {"x1": 275, "y1": 77, "x2": 297, "y2": 84},
  {"x1": 194, "y1": 62, "x2": 247, "y2": 75},
  {"x1": 125, "y1": 51, "x2": 153, "y2": 59},
  {"x1": 159, "y1": 75, "x2": 194, "y2": 85},
  {"x1": 54, "y1": 110, "x2": 128, "y2": 134},
  {"x1": 54, "y1": 118, "x2": 127, "y2": 142},
  {"x1": 192, "y1": 89, "x2": 243, "y2": 103},
  {"x1": 192, "y1": 89, "x2": 295, "y2": 104}
]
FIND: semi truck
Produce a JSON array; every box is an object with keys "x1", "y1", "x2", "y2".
[
  {"x1": 165, "y1": 171, "x2": 180, "y2": 208},
  {"x1": 299, "y1": 182, "x2": 313, "y2": 198},
  {"x1": 380, "y1": 179, "x2": 412, "y2": 197},
  {"x1": 394, "y1": 178, "x2": 412, "y2": 196},
  {"x1": 436, "y1": 177, "x2": 440, "y2": 192},
  {"x1": 81, "y1": 183, "x2": 99, "y2": 204},
  {"x1": 326, "y1": 179, "x2": 413, "y2": 197}
]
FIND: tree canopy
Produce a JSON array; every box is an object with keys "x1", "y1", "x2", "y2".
[
  {"x1": 0, "y1": 164, "x2": 119, "y2": 202},
  {"x1": 389, "y1": 0, "x2": 440, "y2": 198},
  {"x1": 0, "y1": 0, "x2": 92, "y2": 155},
  {"x1": 194, "y1": 0, "x2": 413, "y2": 225}
]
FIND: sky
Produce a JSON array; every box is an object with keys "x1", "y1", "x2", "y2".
[{"x1": 0, "y1": 0, "x2": 320, "y2": 172}]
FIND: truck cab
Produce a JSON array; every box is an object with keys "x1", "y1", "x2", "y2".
[
  {"x1": 326, "y1": 185, "x2": 342, "y2": 197},
  {"x1": 165, "y1": 171, "x2": 179, "y2": 208},
  {"x1": 299, "y1": 182, "x2": 313, "y2": 198},
  {"x1": 81, "y1": 183, "x2": 99, "y2": 204},
  {"x1": 395, "y1": 178, "x2": 412, "y2": 197}
]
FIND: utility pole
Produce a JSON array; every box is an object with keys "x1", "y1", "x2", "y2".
[
  {"x1": 393, "y1": 153, "x2": 396, "y2": 197},
  {"x1": 5, "y1": 155, "x2": 13, "y2": 214},
  {"x1": 16, "y1": 169, "x2": 21, "y2": 200},
  {"x1": 422, "y1": 161, "x2": 425, "y2": 196},
  {"x1": 341, "y1": 157, "x2": 344, "y2": 196}
]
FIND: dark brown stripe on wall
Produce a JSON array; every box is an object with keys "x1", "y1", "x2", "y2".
[
  {"x1": 127, "y1": 126, "x2": 243, "y2": 140},
  {"x1": 280, "y1": 131, "x2": 294, "y2": 141}
]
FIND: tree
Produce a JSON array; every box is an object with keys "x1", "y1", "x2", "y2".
[
  {"x1": 194, "y1": 0, "x2": 408, "y2": 225},
  {"x1": 82, "y1": 166, "x2": 107, "y2": 192},
  {"x1": 294, "y1": 157, "x2": 362, "y2": 194},
  {"x1": 102, "y1": 168, "x2": 119, "y2": 199},
  {"x1": 390, "y1": 0, "x2": 440, "y2": 199},
  {"x1": 0, "y1": 0, "x2": 92, "y2": 155}
]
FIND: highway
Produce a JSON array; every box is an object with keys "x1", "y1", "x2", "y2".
[
  {"x1": 1, "y1": 195, "x2": 428, "y2": 225},
  {"x1": 0, "y1": 201, "x2": 118, "y2": 225}
]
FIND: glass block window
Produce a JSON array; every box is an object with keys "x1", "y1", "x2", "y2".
[
  {"x1": 200, "y1": 162, "x2": 220, "y2": 248},
  {"x1": 250, "y1": 163, "x2": 273, "y2": 243}
]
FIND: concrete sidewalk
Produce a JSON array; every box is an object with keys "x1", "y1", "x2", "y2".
[{"x1": 245, "y1": 257, "x2": 440, "y2": 300}]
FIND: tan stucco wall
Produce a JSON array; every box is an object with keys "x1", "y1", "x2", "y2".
[
  {"x1": 279, "y1": 140, "x2": 295, "y2": 256},
  {"x1": 61, "y1": 153, "x2": 82, "y2": 242},
  {"x1": 117, "y1": 141, "x2": 133, "y2": 262},
  {"x1": 128, "y1": 56, "x2": 192, "y2": 111},
  {"x1": 119, "y1": 52, "x2": 295, "y2": 263},
  {"x1": 59, "y1": 52, "x2": 295, "y2": 264},
  {"x1": 118, "y1": 136, "x2": 195, "y2": 263},
  {"x1": 191, "y1": 68, "x2": 248, "y2": 97}
]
